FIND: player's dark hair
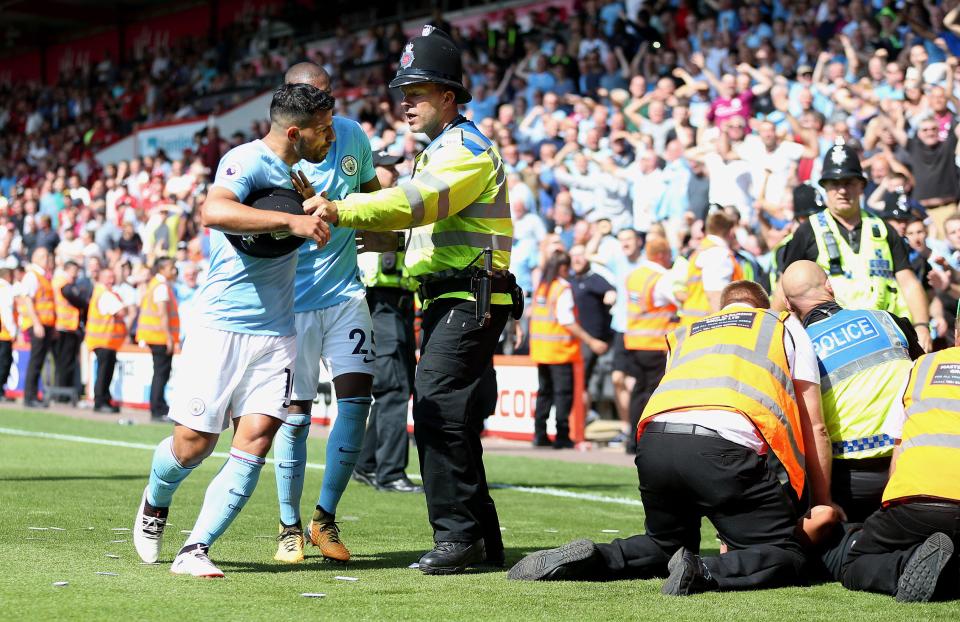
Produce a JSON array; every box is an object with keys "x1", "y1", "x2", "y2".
[{"x1": 269, "y1": 83, "x2": 335, "y2": 128}]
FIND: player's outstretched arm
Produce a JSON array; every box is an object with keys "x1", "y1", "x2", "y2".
[{"x1": 202, "y1": 186, "x2": 330, "y2": 246}]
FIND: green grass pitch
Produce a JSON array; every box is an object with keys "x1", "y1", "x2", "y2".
[{"x1": 1, "y1": 410, "x2": 957, "y2": 621}]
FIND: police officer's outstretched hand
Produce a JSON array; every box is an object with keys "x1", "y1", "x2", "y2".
[{"x1": 303, "y1": 192, "x2": 339, "y2": 226}]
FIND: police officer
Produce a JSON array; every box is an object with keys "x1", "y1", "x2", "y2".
[
  {"x1": 509, "y1": 281, "x2": 836, "y2": 596},
  {"x1": 781, "y1": 260, "x2": 923, "y2": 521},
  {"x1": 839, "y1": 309, "x2": 960, "y2": 602},
  {"x1": 778, "y1": 143, "x2": 932, "y2": 351},
  {"x1": 311, "y1": 26, "x2": 519, "y2": 574},
  {"x1": 353, "y1": 150, "x2": 423, "y2": 493}
]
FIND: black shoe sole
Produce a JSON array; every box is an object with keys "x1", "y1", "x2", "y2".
[
  {"x1": 666, "y1": 547, "x2": 686, "y2": 575},
  {"x1": 896, "y1": 532, "x2": 954, "y2": 603},
  {"x1": 507, "y1": 539, "x2": 596, "y2": 581}
]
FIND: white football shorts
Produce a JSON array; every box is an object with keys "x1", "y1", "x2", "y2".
[
  {"x1": 291, "y1": 294, "x2": 375, "y2": 401},
  {"x1": 169, "y1": 324, "x2": 296, "y2": 433}
]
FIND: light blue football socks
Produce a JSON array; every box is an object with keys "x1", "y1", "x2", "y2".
[
  {"x1": 317, "y1": 397, "x2": 372, "y2": 514},
  {"x1": 274, "y1": 413, "x2": 311, "y2": 526},
  {"x1": 184, "y1": 448, "x2": 265, "y2": 548},
  {"x1": 146, "y1": 436, "x2": 197, "y2": 508}
]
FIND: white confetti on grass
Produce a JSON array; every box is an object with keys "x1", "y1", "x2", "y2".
[
  {"x1": 111, "y1": 528, "x2": 130, "y2": 532},
  {"x1": 28, "y1": 527, "x2": 49, "y2": 531},
  {"x1": 334, "y1": 576, "x2": 358, "y2": 582},
  {"x1": 105, "y1": 554, "x2": 119, "y2": 559},
  {"x1": 340, "y1": 516, "x2": 360, "y2": 522},
  {"x1": 301, "y1": 593, "x2": 326, "y2": 598},
  {"x1": 601, "y1": 529, "x2": 620, "y2": 534},
  {"x1": 52, "y1": 582, "x2": 68, "y2": 587},
  {"x1": 49, "y1": 527, "x2": 66, "y2": 531},
  {"x1": 180, "y1": 530, "x2": 192, "y2": 535},
  {"x1": 96, "y1": 572, "x2": 118, "y2": 576},
  {"x1": 110, "y1": 540, "x2": 127, "y2": 543},
  {"x1": 544, "y1": 529, "x2": 559, "y2": 533}
]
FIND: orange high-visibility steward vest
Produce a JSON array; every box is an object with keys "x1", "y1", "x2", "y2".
[
  {"x1": 85, "y1": 284, "x2": 127, "y2": 350},
  {"x1": 53, "y1": 274, "x2": 80, "y2": 332},
  {"x1": 0, "y1": 282, "x2": 15, "y2": 342},
  {"x1": 882, "y1": 348, "x2": 960, "y2": 506},
  {"x1": 625, "y1": 265, "x2": 677, "y2": 351},
  {"x1": 19, "y1": 266, "x2": 56, "y2": 330},
  {"x1": 136, "y1": 276, "x2": 180, "y2": 345},
  {"x1": 529, "y1": 279, "x2": 582, "y2": 365},
  {"x1": 680, "y1": 238, "x2": 743, "y2": 326},
  {"x1": 639, "y1": 308, "x2": 807, "y2": 505}
]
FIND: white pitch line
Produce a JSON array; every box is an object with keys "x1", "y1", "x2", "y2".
[{"x1": 0, "y1": 426, "x2": 642, "y2": 508}]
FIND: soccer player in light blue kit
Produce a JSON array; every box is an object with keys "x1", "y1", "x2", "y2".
[
  {"x1": 132, "y1": 83, "x2": 334, "y2": 578},
  {"x1": 272, "y1": 63, "x2": 394, "y2": 564}
]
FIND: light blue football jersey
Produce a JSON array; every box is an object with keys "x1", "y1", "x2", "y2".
[
  {"x1": 292, "y1": 116, "x2": 376, "y2": 313},
  {"x1": 196, "y1": 139, "x2": 299, "y2": 336}
]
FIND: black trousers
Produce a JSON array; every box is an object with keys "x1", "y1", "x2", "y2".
[
  {"x1": 148, "y1": 345, "x2": 173, "y2": 418},
  {"x1": 534, "y1": 363, "x2": 574, "y2": 444},
  {"x1": 413, "y1": 298, "x2": 509, "y2": 547},
  {"x1": 93, "y1": 348, "x2": 118, "y2": 408},
  {"x1": 841, "y1": 502, "x2": 960, "y2": 596},
  {"x1": 54, "y1": 330, "x2": 80, "y2": 391},
  {"x1": 592, "y1": 429, "x2": 806, "y2": 590},
  {"x1": 23, "y1": 326, "x2": 55, "y2": 402},
  {"x1": 831, "y1": 457, "x2": 891, "y2": 523},
  {"x1": 0, "y1": 339, "x2": 12, "y2": 392},
  {"x1": 357, "y1": 289, "x2": 417, "y2": 484},
  {"x1": 626, "y1": 350, "x2": 668, "y2": 451}
]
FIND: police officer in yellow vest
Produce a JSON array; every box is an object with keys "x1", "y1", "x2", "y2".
[
  {"x1": 781, "y1": 260, "x2": 924, "y2": 522},
  {"x1": 353, "y1": 150, "x2": 423, "y2": 494},
  {"x1": 624, "y1": 236, "x2": 678, "y2": 446},
  {"x1": 509, "y1": 281, "x2": 837, "y2": 596},
  {"x1": 310, "y1": 26, "x2": 521, "y2": 574},
  {"x1": 839, "y1": 305, "x2": 960, "y2": 602},
  {"x1": 18, "y1": 247, "x2": 56, "y2": 408},
  {"x1": 87, "y1": 268, "x2": 129, "y2": 413},
  {"x1": 778, "y1": 143, "x2": 932, "y2": 352},
  {"x1": 136, "y1": 258, "x2": 180, "y2": 421},
  {"x1": 52, "y1": 261, "x2": 82, "y2": 399}
]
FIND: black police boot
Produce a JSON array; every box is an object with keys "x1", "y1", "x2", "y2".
[
  {"x1": 661, "y1": 548, "x2": 719, "y2": 596},
  {"x1": 418, "y1": 540, "x2": 485, "y2": 575},
  {"x1": 377, "y1": 476, "x2": 423, "y2": 493}
]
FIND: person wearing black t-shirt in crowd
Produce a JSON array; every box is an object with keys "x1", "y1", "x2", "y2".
[
  {"x1": 568, "y1": 244, "x2": 614, "y2": 415},
  {"x1": 903, "y1": 115, "x2": 960, "y2": 238}
]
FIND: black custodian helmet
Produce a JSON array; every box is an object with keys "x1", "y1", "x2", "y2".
[
  {"x1": 818, "y1": 143, "x2": 866, "y2": 186},
  {"x1": 792, "y1": 183, "x2": 825, "y2": 218},
  {"x1": 226, "y1": 187, "x2": 307, "y2": 258},
  {"x1": 388, "y1": 25, "x2": 471, "y2": 104}
]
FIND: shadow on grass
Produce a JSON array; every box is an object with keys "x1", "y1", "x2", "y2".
[
  {"x1": 217, "y1": 548, "x2": 536, "y2": 575},
  {"x1": 0, "y1": 474, "x2": 144, "y2": 482}
]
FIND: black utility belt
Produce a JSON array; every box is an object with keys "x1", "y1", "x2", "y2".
[{"x1": 418, "y1": 273, "x2": 515, "y2": 299}]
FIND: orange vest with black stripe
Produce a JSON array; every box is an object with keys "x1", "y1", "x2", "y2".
[
  {"x1": 680, "y1": 238, "x2": 744, "y2": 326},
  {"x1": 529, "y1": 279, "x2": 582, "y2": 365},
  {"x1": 86, "y1": 284, "x2": 127, "y2": 350},
  {"x1": 882, "y1": 348, "x2": 960, "y2": 506},
  {"x1": 625, "y1": 265, "x2": 677, "y2": 351},
  {"x1": 639, "y1": 308, "x2": 807, "y2": 506},
  {"x1": 53, "y1": 274, "x2": 80, "y2": 332},
  {"x1": 19, "y1": 266, "x2": 56, "y2": 330},
  {"x1": 136, "y1": 276, "x2": 179, "y2": 345},
  {"x1": 0, "y1": 281, "x2": 16, "y2": 341}
]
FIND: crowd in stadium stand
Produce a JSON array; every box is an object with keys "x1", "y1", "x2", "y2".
[{"x1": 1, "y1": 0, "x2": 959, "y2": 422}]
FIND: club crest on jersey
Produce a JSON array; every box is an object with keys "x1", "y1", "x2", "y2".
[
  {"x1": 341, "y1": 155, "x2": 358, "y2": 176},
  {"x1": 829, "y1": 146, "x2": 846, "y2": 166},
  {"x1": 399, "y1": 43, "x2": 415, "y2": 69}
]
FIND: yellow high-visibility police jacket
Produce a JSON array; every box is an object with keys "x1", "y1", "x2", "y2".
[{"x1": 336, "y1": 117, "x2": 512, "y2": 305}]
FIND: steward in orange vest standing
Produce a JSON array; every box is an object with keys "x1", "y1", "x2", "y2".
[
  {"x1": 508, "y1": 281, "x2": 836, "y2": 596},
  {"x1": 52, "y1": 261, "x2": 82, "y2": 399},
  {"x1": 529, "y1": 250, "x2": 607, "y2": 449},
  {"x1": 839, "y1": 312, "x2": 960, "y2": 602},
  {"x1": 18, "y1": 247, "x2": 56, "y2": 408},
  {"x1": 136, "y1": 258, "x2": 180, "y2": 421},
  {"x1": 678, "y1": 211, "x2": 743, "y2": 326},
  {"x1": 86, "y1": 268, "x2": 129, "y2": 413},
  {"x1": 624, "y1": 236, "x2": 678, "y2": 450},
  {"x1": 0, "y1": 267, "x2": 18, "y2": 400}
]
